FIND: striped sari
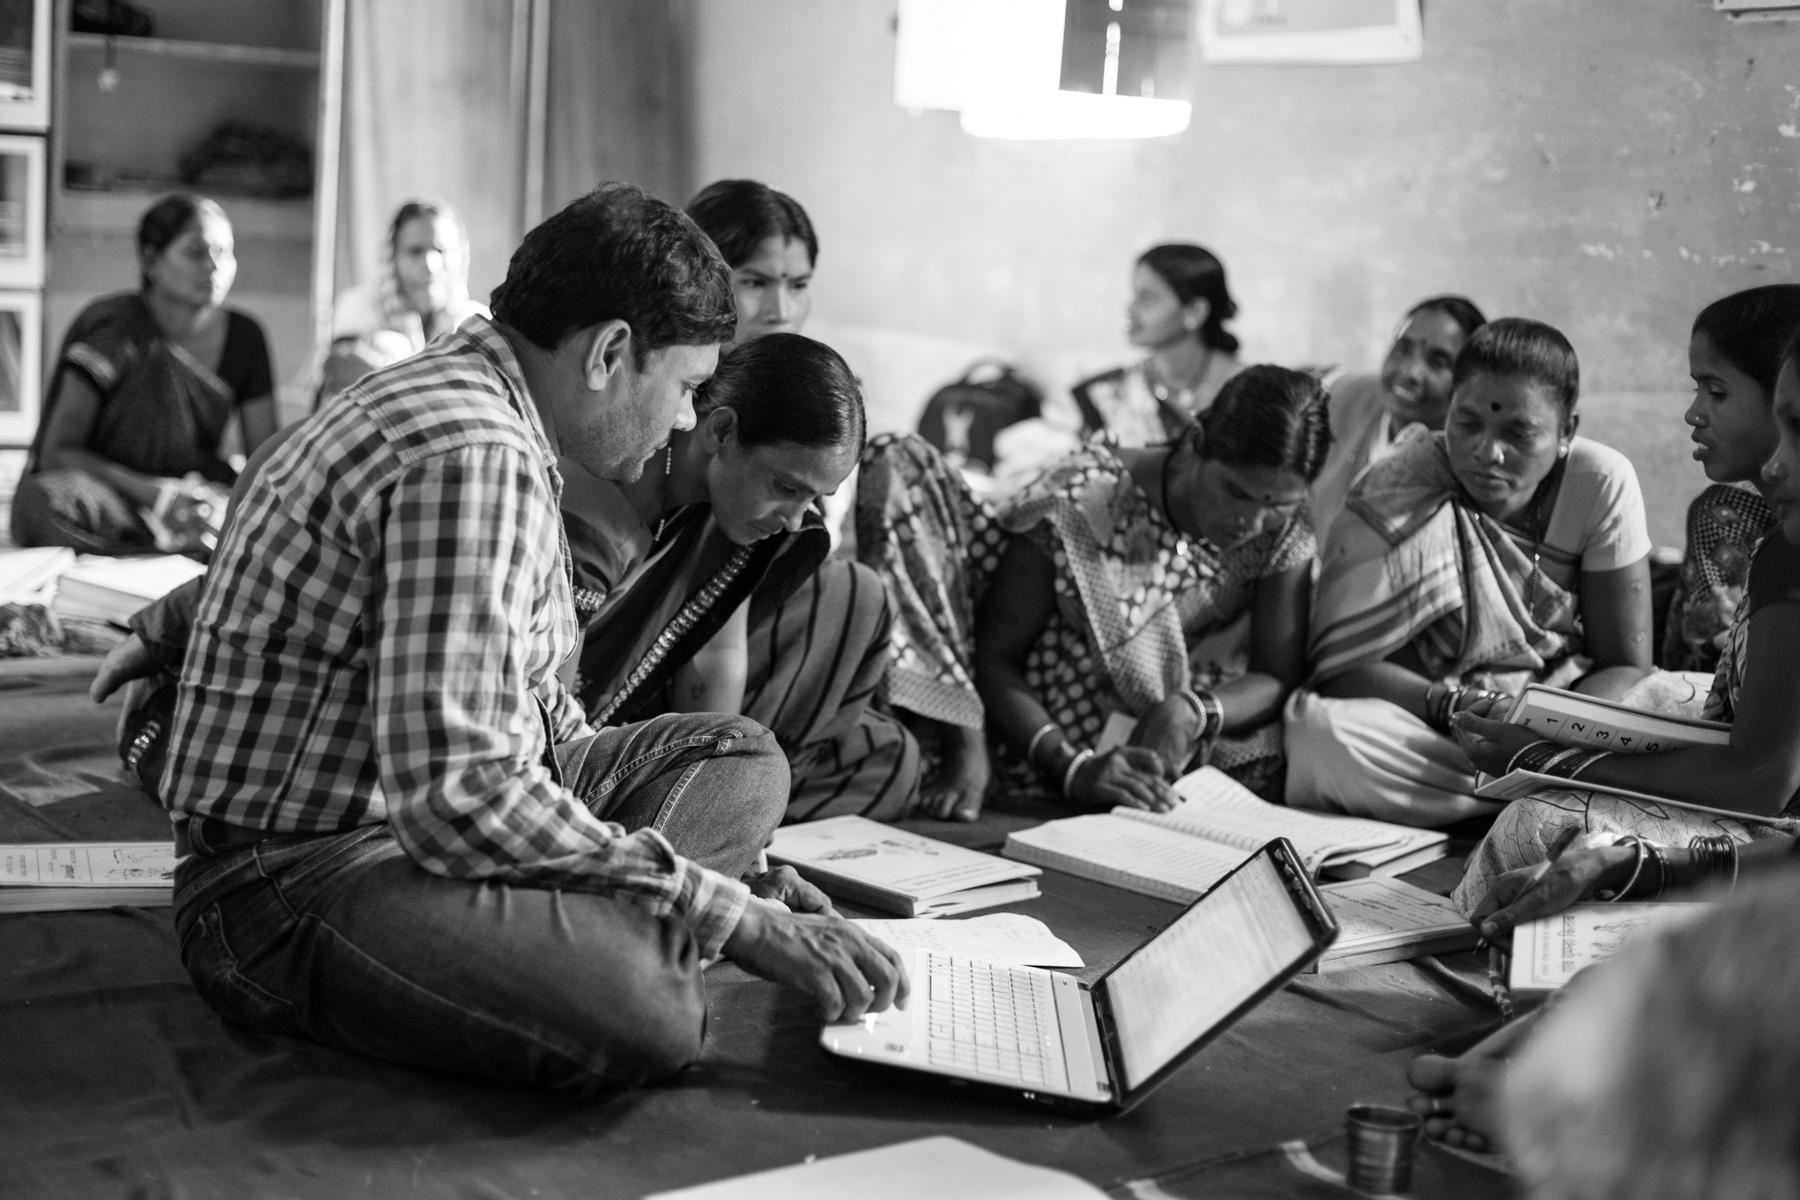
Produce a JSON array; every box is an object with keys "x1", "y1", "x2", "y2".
[
  {"x1": 1286, "y1": 428, "x2": 1588, "y2": 826},
  {"x1": 565, "y1": 459, "x2": 919, "y2": 824}
]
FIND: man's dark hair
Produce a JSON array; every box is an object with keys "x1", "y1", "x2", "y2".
[{"x1": 490, "y1": 181, "x2": 735, "y2": 362}]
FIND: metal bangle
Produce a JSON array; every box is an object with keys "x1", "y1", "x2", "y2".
[
  {"x1": 1061, "y1": 748, "x2": 1095, "y2": 799},
  {"x1": 1025, "y1": 722, "x2": 1060, "y2": 768}
]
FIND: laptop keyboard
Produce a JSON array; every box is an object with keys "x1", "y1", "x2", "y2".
[{"x1": 924, "y1": 952, "x2": 1069, "y2": 1091}]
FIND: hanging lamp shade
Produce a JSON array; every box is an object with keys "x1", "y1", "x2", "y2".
[{"x1": 894, "y1": 0, "x2": 1194, "y2": 141}]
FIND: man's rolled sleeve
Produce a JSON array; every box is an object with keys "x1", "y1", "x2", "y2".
[{"x1": 676, "y1": 865, "x2": 753, "y2": 959}]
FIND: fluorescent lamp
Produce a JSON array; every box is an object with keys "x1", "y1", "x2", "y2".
[{"x1": 897, "y1": 0, "x2": 1192, "y2": 141}]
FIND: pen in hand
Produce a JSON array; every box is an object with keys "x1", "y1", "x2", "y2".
[
  {"x1": 1519, "y1": 823, "x2": 1584, "y2": 893},
  {"x1": 1477, "y1": 823, "x2": 1584, "y2": 945}
]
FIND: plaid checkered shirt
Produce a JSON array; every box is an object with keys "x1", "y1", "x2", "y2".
[{"x1": 159, "y1": 316, "x2": 749, "y2": 956}]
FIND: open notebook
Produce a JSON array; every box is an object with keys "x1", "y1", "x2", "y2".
[
  {"x1": 820, "y1": 839, "x2": 1337, "y2": 1115},
  {"x1": 1002, "y1": 766, "x2": 1446, "y2": 905}
]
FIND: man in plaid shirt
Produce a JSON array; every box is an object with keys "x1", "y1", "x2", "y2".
[{"x1": 158, "y1": 182, "x2": 906, "y2": 1096}]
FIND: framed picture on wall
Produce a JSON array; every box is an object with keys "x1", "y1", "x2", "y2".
[
  {"x1": 1199, "y1": 0, "x2": 1422, "y2": 64},
  {"x1": 0, "y1": 289, "x2": 41, "y2": 445},
  {"x1": 0, "y1": 132, "x2": 42, "y2": 288},
  {"x1": 0, "y1": 0, "x2": 49, "y2": 131}
]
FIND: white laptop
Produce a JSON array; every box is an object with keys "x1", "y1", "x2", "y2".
[{"x1": 819, "y1": 838, "x2": 1338, "y2": 1115}]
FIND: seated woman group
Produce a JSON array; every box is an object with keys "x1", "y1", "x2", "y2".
[
  {"x1": 14, "y1": 193, "x2": 276, "y2": 556},
  {"x1": 856, "y1": 365, "x2": 1329, "y2": 819},
  {"x1": 74, "y1": 192, "x2": 1783, "y2": 856}
]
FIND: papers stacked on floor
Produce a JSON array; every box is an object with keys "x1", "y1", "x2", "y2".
[{"x1": 0, "y1": 546, "x2": 76, "y2": 603}]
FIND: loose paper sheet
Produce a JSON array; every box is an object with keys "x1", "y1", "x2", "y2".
[
  {"x1": 1510, "y1": 901, "x2": 1707, "y2": 993},
  {"x1": 643, "y1": 1135, "x2": 1108, "y2": 1200},
  {"x1": 853, "y1": 912, "x2": 1083, "y2": 968}
]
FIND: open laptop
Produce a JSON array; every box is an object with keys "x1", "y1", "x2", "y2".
[{"x1": 818, "y1": 838, "x2": 1338, "y2": 1115}]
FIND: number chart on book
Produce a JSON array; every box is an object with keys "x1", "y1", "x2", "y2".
[{"x1": 1502, "y1": 684, "x2": 1728, "y2": 753}]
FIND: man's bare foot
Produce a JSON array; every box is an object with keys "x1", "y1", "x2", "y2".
[
  {"x1": 920, "y1": 722, "x2": 990, "y2": 821},
  {"x1": 1405, "y1": 1012, "x2": 1541, "y2": 1155}
]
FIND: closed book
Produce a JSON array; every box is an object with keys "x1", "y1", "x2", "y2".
[
  {"x1": 1002, "y1": 766, "x2": 1448, "y2": 904},
  {"x1": 53, "y1": 554, "x2": 207, "y2": 627},
  {"x1": 1307, "y1": 877, "x2": 1477, "y2": 972},
  {"x1": 0, "y1": 841, "x2": 176, "y2": 913},
  {"x1": 766, "y1": 816, "x2": 1041, "y2": 918},
  {"x1": 1473, "y1": 682, "x2": 1733, "y2": 793}
]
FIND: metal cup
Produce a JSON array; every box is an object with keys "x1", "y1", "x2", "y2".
[{"x1": 1344, "y1": 1102, "x2": 1423, "y2": 1194}]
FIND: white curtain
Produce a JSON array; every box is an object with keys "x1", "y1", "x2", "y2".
[{"x1": 333, "y1": 0, "x2": 529, "y2": 328}]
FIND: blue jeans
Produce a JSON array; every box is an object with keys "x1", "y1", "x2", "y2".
[{"x1": 172, "y1": 713, "x2": 787, "y2": 1097}]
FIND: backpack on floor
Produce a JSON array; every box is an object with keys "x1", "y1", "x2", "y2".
[{"x1": 915, "y1": 360, "x2": 1043, "y2": 474}]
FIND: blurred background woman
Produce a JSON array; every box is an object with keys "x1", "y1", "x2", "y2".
[
  {"x1": 1065, "y1": 242, "x2": 1243, "y2": 447},
  {"x1": 318, "y1": 197, "x2": 486, "y2": 404},
  {"x1": 12, "y1": 193, "x2": 275, "y2": 556},
  {"x1": 1309, "y1": 294, "x2": 1488, "y2": 540}
]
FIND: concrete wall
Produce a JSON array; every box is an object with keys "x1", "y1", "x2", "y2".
[{"x1": 682, "y1": 0, "x2": 1800, "y2": 546}]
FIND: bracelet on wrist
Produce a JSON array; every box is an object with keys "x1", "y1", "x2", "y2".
[
  {"x1": 1508, "y1": 739, "x2": 1563, "y2": 776},
  {"x1": 1687, "y1": 834, "x2": 1740, "y2": 893},
  {"x1": 1025, "y1": 722, "x2": 1061, "y2": 770},
  {"x1": 1598, "y1": 834, "x2": 1647, "y2": 902},
  {"x1": 1061, "y1": 748, "x2": 1096, "y2": 799},
  {"x1": 1563, "y1": 748, "x2": 1611, "y2": 781},
  {"x1": 1198, "y1": 689, "x2": 1224, "y2": 739}
]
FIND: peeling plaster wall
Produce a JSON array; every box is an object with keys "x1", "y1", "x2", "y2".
[{"x1": 684, "y1": 0, "x2": 1800, "y2": 545}]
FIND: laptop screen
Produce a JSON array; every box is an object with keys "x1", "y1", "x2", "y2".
[{"x1": 1102, "y1": 847, "x2": 1318, "y2": 1090}]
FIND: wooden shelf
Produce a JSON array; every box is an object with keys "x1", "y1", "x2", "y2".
[
  {"x1": 53, "y1": 188, "x2": 314, "y2": 241},
  {"x1": 66, "y1": 32, "x2": 319, "y2": 70}
]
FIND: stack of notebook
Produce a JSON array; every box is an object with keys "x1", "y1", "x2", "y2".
[
  {"x1": 0, "y1": 841, "x2": 177, "y2": 913},
  {"x1": 52, "y1": 554, "x2": 206, "y2": 627}
]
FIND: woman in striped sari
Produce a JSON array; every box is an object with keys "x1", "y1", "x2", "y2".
[
  {"x1": 567, "y1": 331, "x2": 918, "y2": 822},
  {"x1": 1285, "y1": 318, "x2": 1654, "y2": 827}
]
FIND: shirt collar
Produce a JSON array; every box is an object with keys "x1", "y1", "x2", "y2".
[{"x1": 457, "y1": 313, "x2": 563, "y2": 496}]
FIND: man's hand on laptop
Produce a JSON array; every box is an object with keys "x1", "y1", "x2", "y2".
[{"x1": 724, "y1": 902, "x2": 910, "y2": 1022}]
